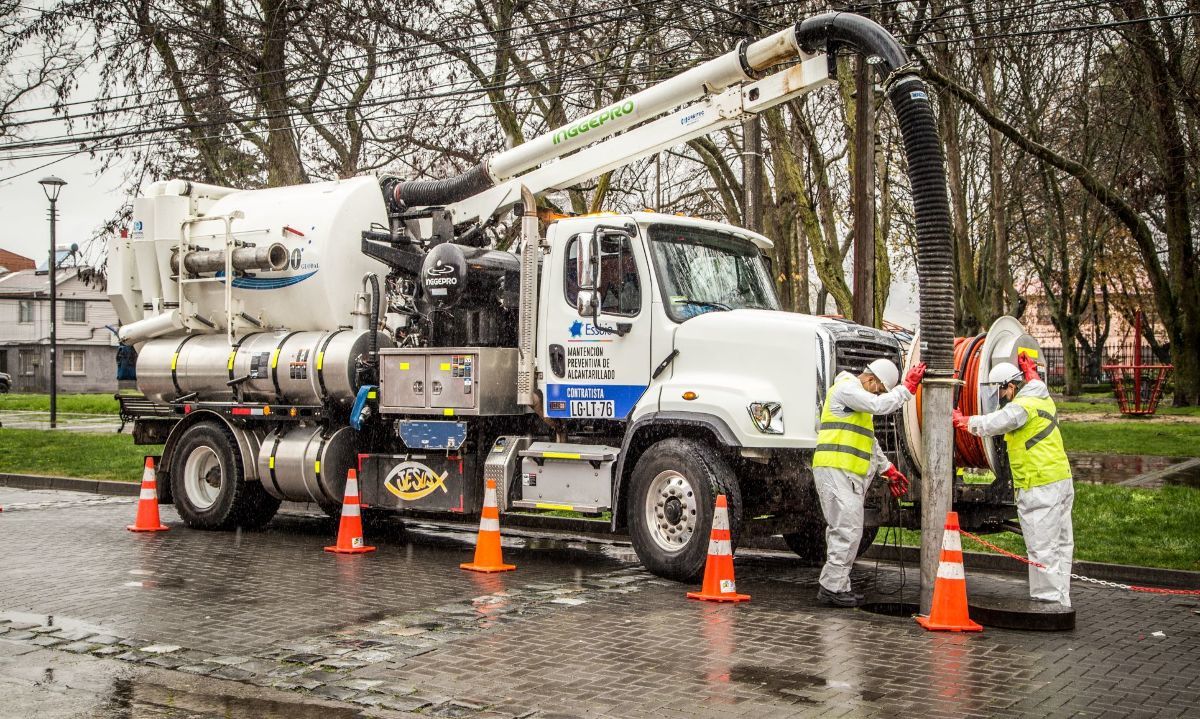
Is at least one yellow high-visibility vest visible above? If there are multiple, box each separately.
[813,378,875,476]
[1006,395,1072,490]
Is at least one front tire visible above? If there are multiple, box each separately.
[170,421,280,530]
[627,437,741,582]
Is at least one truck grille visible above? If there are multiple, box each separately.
[833,337,906,460]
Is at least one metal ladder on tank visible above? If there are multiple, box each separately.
[176,210,244,346]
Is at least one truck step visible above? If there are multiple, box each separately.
[518,442,617,513]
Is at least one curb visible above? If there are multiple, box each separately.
[0,473,140,496]
[4,471,1197,589]
[862,544,1200,590]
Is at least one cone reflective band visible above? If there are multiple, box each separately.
[916,511,982,632]
[325,469,376,554]
[687,495,749,603]
[127,457,169,532]
[461,478,516,573]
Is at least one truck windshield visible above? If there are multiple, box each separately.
[648,224,780,322]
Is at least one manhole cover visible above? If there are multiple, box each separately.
[860,602,918,617]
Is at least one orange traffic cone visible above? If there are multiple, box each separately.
[324,469,376,554]
[687,495,749,603]
[916,511,982,632]
[127,457,169,532]
[461,479,515,573]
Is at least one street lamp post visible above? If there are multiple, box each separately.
[39,176,66,429]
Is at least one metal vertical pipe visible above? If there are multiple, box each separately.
[920,379,955,613]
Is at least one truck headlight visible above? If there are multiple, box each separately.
[747,401,783,434]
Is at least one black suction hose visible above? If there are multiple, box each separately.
[387,162,494,209]
[795,12,956,373]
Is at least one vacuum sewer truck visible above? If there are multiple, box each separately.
[108,13,1035,581]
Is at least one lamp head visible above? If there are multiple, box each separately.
[38,175,67,202]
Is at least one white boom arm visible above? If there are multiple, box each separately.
[443,29,830,225]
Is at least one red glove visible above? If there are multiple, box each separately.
[882,464,909,498]
[903,362,927,393]
[1017,352,1039,382]
[952,408,970,431]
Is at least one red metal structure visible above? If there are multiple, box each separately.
[1103,311,1173,416]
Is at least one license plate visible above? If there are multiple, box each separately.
[570,400,615,418]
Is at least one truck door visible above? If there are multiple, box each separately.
[543,227,652,420]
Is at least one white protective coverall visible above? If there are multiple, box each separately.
[967,378,1075,606]
[815,371,912,593]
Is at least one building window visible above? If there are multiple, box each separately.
[18,300,34,323]
[62,349,86,376]
[19,349,38,376]
[64,300,86,323]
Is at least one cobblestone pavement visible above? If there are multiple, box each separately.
[1,486,1198,718]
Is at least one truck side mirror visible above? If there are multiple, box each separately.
[575,228,603,319]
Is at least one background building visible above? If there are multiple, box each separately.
[0,246,118,393]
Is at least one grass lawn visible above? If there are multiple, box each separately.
[0,393,120,415]
[0,429,160,482]
[1059,421,1200,457]
[896,482,1200,571]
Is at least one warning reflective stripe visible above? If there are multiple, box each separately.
[345,478,359,495]
[479,518,500,532]
[1025,410,1060,450]
[814,443,872,461]
[341,503,360,517]
[139,489,157,500]
[708,539,732,555]
[942,531,962,552]
[712,509,729,531]
[484,487,497,506]
[818,421,875,438]
[937,562,965,580]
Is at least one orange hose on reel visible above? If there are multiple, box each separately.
[913,333,990,469]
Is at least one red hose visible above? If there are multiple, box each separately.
[914,333,990,469]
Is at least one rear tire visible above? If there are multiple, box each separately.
[170,421,280,530]
[627,437,741,583]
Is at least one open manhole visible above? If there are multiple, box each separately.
[860,602,918,617]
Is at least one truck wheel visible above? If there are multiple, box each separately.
[783,523,878,564]
[170,421,280,530]
[627,437,741,583]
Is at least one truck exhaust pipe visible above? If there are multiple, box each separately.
[169,242,290,275]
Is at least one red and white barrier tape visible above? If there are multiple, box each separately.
[959,529,1200,596]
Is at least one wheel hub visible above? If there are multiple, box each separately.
[663,497,683,524]
[183,446,223,510]
[644,470,699,552]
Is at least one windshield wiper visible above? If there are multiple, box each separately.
[673,298,731,311]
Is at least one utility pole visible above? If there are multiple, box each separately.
[851,4,876,327]
[38,176,67,430]
[740,0,763,233]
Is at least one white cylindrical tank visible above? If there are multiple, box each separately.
[175,175,389,332]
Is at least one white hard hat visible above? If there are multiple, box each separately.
[987,362,1022,386]
[866,358,900,391]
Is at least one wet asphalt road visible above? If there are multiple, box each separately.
[1,485,1198,718]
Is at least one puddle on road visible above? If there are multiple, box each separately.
[1069,453,1200,488]
[93,677,373,718]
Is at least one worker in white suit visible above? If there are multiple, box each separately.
[954,353,1074,607]
[813,358,925,608]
